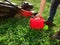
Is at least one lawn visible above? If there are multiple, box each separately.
[0,0,60,45]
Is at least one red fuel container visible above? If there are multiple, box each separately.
[30,16,44,29]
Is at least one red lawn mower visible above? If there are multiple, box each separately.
[0,0,37,19]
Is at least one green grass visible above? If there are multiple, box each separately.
[0,0,60,45]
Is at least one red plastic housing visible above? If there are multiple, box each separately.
[30,17,44,29]
[20,9,33,17]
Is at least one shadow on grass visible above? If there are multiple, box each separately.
[0,18,19,35]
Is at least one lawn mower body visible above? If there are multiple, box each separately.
[0,0,35,19]
[0,1,19,19]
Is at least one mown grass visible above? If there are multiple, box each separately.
[0,0,60,45]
